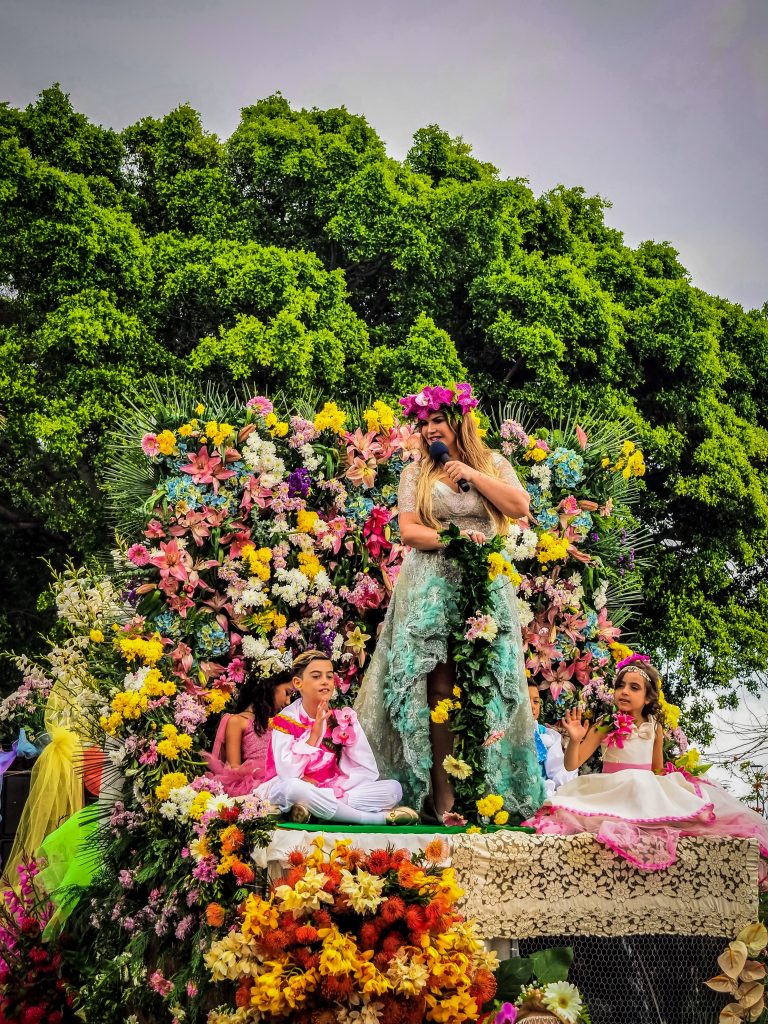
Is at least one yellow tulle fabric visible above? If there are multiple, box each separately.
[2,677,91,886]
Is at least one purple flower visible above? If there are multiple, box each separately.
[118,869,134,889]
[287,466,312,498]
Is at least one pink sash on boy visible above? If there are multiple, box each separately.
[265,712,339,786]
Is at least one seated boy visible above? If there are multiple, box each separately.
[261,650,418,825]
[529,684,577,797]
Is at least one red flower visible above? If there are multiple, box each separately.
[359,921,380,949]
[380,896,406,924]
[366,850,391,876]
[321,975,353,1001]
[313,909,332,929]
[236,982,251,1008]
[382,931,407,954]
[295,925,319,944]
[288,850,306,867]
[405,905,427,935]
[219,806,241,823]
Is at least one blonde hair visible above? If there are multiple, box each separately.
[415,412,508,537]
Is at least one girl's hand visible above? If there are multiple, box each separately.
[308,700,330,746]
[444,459,479,485]
[561,708,589,743]
[460,529,487,545]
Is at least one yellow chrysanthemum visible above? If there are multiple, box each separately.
[487,551,521,584]
[156,430,177,455]
[296,509,319,533]
[89,628,104,643]
[494,810,510,825]
[536,533,570,567]
[313,401,347,435]
[298,551,322,580]
[155,772,188,801]
[609,642,633,662]
[204,688,231,714]
[476,793,504,818]
[364,400,396,433]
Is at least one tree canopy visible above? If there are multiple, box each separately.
[2,85,767,732]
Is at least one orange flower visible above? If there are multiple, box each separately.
[220,825,245,854]
[397,861,426,889]
[231,859,255,884]
[205,902,225,927]
[471,967,498,1004]
[235,981,251,1008]
[288,849,306,867]
[424,837,450,864]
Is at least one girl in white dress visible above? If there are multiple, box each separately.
[527,657,768,872]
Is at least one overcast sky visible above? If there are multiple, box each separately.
[1,0,766,309]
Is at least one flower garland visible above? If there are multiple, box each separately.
[435,525,516,827]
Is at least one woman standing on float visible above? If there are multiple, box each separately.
[355,384,545,822]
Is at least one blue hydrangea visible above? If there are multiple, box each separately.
[586,641,608,660]
[196,621,230,658]
[152,610,181,637]
[572,511,593,534]
[584,611,598,639]
[547,447,585,489]
[537,507,560,531]
[164,476,204,509]
[344,495,375,525]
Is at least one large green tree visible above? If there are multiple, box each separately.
[1,86,767,735]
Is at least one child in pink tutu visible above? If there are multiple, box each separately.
[526,655,768,872]
[202,670,296,796]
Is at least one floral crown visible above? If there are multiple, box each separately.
[615,652,653,684]
[398,383,478,422]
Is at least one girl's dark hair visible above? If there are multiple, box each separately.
[235,669,295,735]
[614,662,662,720]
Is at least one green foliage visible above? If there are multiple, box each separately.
[1,84,767,729]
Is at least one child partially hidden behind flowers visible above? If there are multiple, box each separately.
[526,655,768,873]
[260,650,419,826]
[202,669,296,796]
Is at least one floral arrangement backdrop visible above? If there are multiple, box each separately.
[0,385,688,1023]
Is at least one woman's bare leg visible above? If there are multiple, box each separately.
[427,660,455,817]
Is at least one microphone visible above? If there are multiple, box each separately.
[429,441,470,493]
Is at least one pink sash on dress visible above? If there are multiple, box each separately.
[266,713,339,786]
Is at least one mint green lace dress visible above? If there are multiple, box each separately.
[355,453,546,818]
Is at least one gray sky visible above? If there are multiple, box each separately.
[2,0,767,310]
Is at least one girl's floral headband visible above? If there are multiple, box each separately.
[615,652,653,684]
[398,382,478,422]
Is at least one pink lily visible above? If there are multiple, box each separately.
[179,446,235,493]
[595,607,622,645]
[541,660,576,700]
[346,455,378,489]
[575,424,588,450]
[344,428,383,462]
[240,475,274,513]
[150,539,192,583]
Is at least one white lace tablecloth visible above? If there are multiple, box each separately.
[451,832,760,938]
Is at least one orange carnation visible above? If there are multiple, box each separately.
[205,902,225,927]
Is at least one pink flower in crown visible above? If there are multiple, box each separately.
[246,396,274,415]
[142,433,160,458]
[127,543,151,566]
